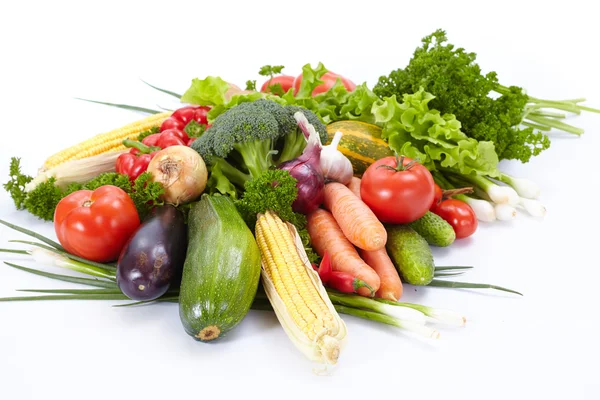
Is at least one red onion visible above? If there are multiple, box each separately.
[277,112,325,214]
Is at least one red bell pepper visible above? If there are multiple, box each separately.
[116,140,161,181]
[160,105,211,133]
[157,129,187,148]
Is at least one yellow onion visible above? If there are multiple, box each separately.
[147,145,207,206]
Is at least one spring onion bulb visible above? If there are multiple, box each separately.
[455,194,496,222]
[499,173,541,199]
[494,203,517,221]
[519,197,546,217]
[29,247,115,279]
[458,174,519,205]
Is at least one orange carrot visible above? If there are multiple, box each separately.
[347,176,362,198]
[307,209,380,296]
[359,248,403,301]
[323,182,387,251]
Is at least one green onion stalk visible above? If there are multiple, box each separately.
[0,219,523,339]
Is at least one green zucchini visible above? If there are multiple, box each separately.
[179,194,261,342]
[385,225,435,286]
[408,211,456,247]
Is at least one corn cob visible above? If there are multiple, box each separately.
[42,111,171,170]
[255,211,347,368]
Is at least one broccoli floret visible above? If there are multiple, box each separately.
[191,99,328,197]
[192,104,280,180]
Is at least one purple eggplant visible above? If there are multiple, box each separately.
[116,205,187,301]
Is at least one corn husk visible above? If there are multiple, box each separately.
[259,217,348,369]
[25,150,127,192]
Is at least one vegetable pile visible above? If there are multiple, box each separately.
[2,29,596,372]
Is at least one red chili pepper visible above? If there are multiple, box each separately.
[327,271,375,297]
[116,140,161,181]
[318,251,332,284]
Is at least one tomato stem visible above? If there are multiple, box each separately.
[376,153,419,172]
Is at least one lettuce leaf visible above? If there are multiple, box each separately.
[180,76,230,106]
[372,88,500,177]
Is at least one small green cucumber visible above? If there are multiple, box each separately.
[408,211,456,247]
[385,225,435,286]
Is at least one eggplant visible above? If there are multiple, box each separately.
[116,205,187,301]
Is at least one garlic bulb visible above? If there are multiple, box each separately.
[320,131,353,185]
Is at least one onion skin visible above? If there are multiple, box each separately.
[278,149,324,215]
[147,145,208,206]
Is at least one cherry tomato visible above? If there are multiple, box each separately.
[293,71,356,96]
[433,199,478,239]
[360,156,435,224]
[260,75,295,95]
[160,117,186,132]
[54,186,140,262]
[430,183,443,210]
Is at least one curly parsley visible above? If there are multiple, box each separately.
[4,158,164,222]
[373,29,551,163]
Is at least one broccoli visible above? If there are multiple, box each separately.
[191,99,327,195]
[235,169,319,264]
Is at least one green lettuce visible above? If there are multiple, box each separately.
[372,88,500,177]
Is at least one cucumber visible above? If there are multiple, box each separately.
[408,211,456,247]
[385,225,435,286]
[179,194,261,342]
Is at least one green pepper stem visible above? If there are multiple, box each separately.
[122,139,161,154]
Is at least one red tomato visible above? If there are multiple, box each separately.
[160,117,186,132]
[260,75,295,95]
[360,156,435,224]
[430,183,443,210]
[433,199,478,239]
[54,186,140,262]
[293,71,356,96]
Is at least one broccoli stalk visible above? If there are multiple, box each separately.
[233,138,276,180]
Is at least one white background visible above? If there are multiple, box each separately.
[1,1,599,399]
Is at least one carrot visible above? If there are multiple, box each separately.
[307,209,380,296]
[323,182,387,251]
[347,176,362,198]
[359,248,403,301]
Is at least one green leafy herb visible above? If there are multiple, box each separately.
[3,158,33,210]
[373,29,599,163]
[4,158,164,222]
[129,172,165,220]
[235,169,318,263]
[258,65,285,77]
[183,120,206,138]
[245,80,257,91]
